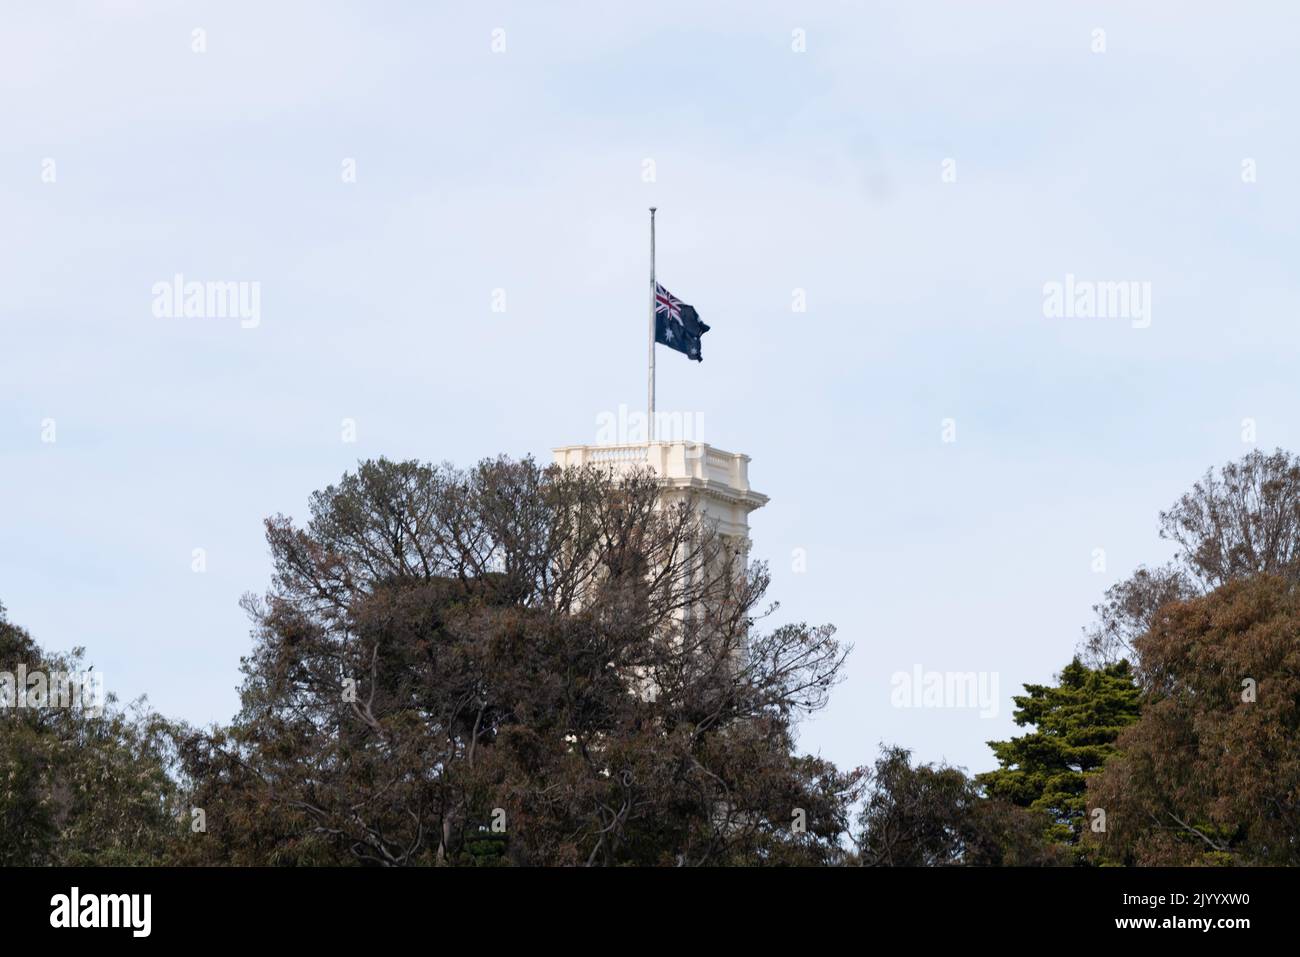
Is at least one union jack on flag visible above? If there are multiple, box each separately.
[654,282,709,362]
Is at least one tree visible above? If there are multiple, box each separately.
[1087,575,1300,865]
[1163,448,1300,587]
[0,601,181,865]
[1083,565,1192,667]
[855,746,1059,866]
[174,456,860,866]
[977,659,1140,857]
[1084,449,1300,665]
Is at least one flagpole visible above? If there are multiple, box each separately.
[647,206,657,444]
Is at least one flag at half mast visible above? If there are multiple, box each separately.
[654,282,710,362]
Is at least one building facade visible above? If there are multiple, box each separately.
[551,440,768,559]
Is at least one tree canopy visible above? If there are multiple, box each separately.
[1085,448,1300,664]
[7,447,1300,866]
[0,602,180,865]
[171,456,859,865]
[856,746,1060,866]
[1087,575,1300,865]
[978,659,1140,857]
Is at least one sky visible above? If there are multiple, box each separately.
[3,1,1299,777]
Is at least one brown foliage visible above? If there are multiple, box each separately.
[173,457,858,866]
[1086,575,1300,865]
[1084,449,1300,665]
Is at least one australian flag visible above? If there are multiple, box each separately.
[655,283,709,362]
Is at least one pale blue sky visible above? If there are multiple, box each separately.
[3,1,1298,775]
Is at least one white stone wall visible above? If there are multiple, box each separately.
[551,441,768,544]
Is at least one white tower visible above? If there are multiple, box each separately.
[551,440,768,558]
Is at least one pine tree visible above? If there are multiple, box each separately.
[977,658,1140,855]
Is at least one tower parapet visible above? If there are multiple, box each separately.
[552,440,768,545]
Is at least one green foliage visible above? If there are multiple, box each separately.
[459,829,509,866]
[978,658,1140,854]
[856,746,1061,866]
[0,602,183,866]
